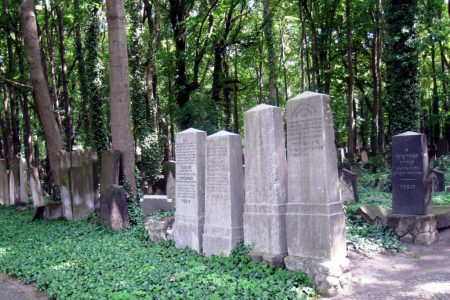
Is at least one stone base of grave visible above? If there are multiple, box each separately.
[173,215,204,253]
[144,216,174,242]
[250,252,286,268]
[285,256,351,297]
[387,214,438,245]
[203,226,243,256]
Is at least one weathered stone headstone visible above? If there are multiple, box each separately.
[357,205,391,225]
[32,202,63,221]
[360,149,369,164]
[0,159,9,205]
[436,140,448,157]
[10,157,20,204]
[100,185,129,231]
[173,128,207,253]
[392,132,431,215]
[284,92,348,296]
[162,161,176,205]
[59,151,73,219]
[82,149,98,212]
[140,195,174,217]
[29,166,44,207]
[71,150,90,220]
[100,150,121,193]
[19,158,28,203]
[243,104,287,265]
[203,131,245,256]
[339,168,358,204]
[430,169,445,193]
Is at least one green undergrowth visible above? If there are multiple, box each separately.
[0,207,314,299]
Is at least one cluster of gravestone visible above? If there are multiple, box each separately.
[0,157,34,207]
[167,92,349,296]
[30,149,129,230]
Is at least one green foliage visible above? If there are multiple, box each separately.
[345,211,404,255]
[140,133,164,183]
[151,210,175,221]
[0,207,314,299]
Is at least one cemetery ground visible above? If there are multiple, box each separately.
[1,158,450,299]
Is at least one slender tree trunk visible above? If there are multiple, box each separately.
[300,0,319,91]
[74,0,91,146]
[43,3,59,115]
[299,2,306,92]
[346,0,356,157]
[233,48,239,134]
[56,4,72,151]
[106,0,137,193]
[279,24,289,104]
[371,0,382,155]
[262,0,278,105]
[431,43,439,144]
[20,0,63,184]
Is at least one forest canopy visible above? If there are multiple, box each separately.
[0,0,449,192]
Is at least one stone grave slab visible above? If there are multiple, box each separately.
[100,185,129,231]
[203,131,244,256]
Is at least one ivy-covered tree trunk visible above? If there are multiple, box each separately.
[85,2,107,151]
[262,0,278,105]
[106,0,137,193]
[385,0,420,136]
[346,0,356,158]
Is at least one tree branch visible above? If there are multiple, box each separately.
[0,75,32,89]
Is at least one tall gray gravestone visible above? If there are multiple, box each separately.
[19,158,28,203]
[59,151,73,219]
[285,92,348,297]
[101,150,121,193]
[173,128,206,253]
[243,104,287,265]
[0,159,9,205]
[162,161,176,206]
[203,131,245,256]
[82,149,98,213]
[10,157,20,204]
[392,132,431,215]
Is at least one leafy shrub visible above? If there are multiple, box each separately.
[140,133,164,184]
[0,207,314,299]
[151,210,175,221]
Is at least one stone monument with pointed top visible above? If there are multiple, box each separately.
[243,104,287,266]
[173,128,207,253]
[284,92,348,297]
[203,131,245,256]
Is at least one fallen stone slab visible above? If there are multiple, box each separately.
[434,205,450,230]
[32,202,63,221]
[357,205,391,225]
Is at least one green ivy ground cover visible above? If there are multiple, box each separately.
[0,207,314,300]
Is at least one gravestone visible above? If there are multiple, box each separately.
[243,104,287,265]
[71,150,90,220]
[100,185,129,231]
[430,169,445,193]
[284,92,348,296]
[360,149,369,164]
[59,151,73,219]
[162,161,176,205]
[140,195,174,217]
[203,131,245,256]
[172,128,207,253]
[19,158,28,204]
[436,140,449,157]
[0,159,8,205]
[339,168,358,204]
[392,132,431,215]
[82,149,98,213]
[29,166,44,207]
[10,157,20,204]
[101,150,121,194]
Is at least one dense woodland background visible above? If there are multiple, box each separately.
[0,0,449,194]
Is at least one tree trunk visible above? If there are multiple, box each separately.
[74,0,91,146]
[20,0,63,184]
[56,4,72,151]
[346,0,356,158]
[371,0,382,155]
[431,43,439,144]
[262,0,278,105]
[106,0,137,193]
[233,48,239,134]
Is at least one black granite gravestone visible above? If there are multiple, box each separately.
[430,169,445,193]
[392,131,432,215]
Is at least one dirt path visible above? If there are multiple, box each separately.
[327,228,450,300]
[0,274,47,300]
